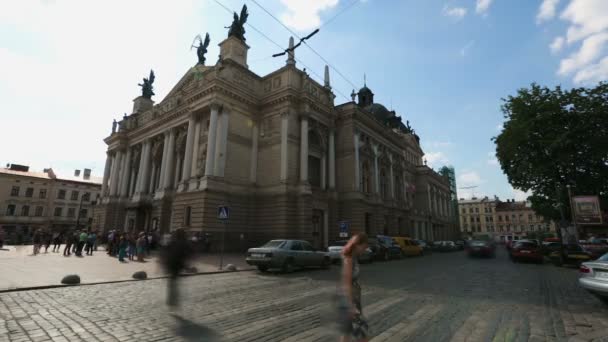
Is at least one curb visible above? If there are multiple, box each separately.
[0,267,256,294]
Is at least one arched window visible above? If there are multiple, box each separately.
[361,161,371,193]
[380,169,387,199]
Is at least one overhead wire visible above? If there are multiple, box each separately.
[212,0,351,102]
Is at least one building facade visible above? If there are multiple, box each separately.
[458,197,556,238]
[92,14,456,250]
[0,164,101,244]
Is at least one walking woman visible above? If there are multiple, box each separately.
[118,235,128,262]
[338,233,369,342]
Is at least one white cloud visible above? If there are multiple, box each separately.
[424,151,450,168]
[487,152,499,166]
[496,123,503,131]
[510,186,532,201]
[460,40,475,56]
[550,0,608,84]
[280,0,339,31]
[537,0,560,24]
[458,170,484,186]
[442,5,467,21]
[475,0,493,15]
[550,36,565,53]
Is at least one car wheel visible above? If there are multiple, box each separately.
[281,258,295,273]
[257,265,268,273]
[321,257,331,269]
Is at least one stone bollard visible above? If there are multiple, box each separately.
[225,264,237,271]
[61,274,80,285]
[132,271,147,280]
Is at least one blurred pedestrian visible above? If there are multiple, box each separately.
[338,233,370,342]
[128,234,136,261]
[63,231,73,256]
[136,232,146,262]
[72,230,79,254]
[43,230,52,253]
[32,230,42,255]
[107,230,115,256]
[86,231,96,256]
[52,231,62,252]
[118,235,127,262]
[161,229,194,311]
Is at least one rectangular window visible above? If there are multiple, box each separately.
[475,208,479,213]
[528,214,533,221]
[498,215,502,222]
[83,192,91,202]
[469,208,473,213]
[10,186,19,196]
[308,156,321,187]
[21,205,29,216]
[67,208,76,218]
[25,188,34,198]
[71,191,79,201]
[462,208,466,214]
[80,209,88,217]
[505,215,509,222]
[476,217,480,223]
[6,204,16,216]
[184,206,192,226]
[57,190,66,200]
[54,207,63,217]
[39,189,47,199]
[35,206,44,216]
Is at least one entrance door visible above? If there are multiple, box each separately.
[312,210,323,249]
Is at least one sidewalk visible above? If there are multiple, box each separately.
[0,245,253,291]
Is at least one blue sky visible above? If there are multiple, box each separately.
[1,0,606,200]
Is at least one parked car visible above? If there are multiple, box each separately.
[550,244,592,267]
[246,239,331,273]
[467,240,496,258]
[434,241,459,252]
[415,240,433,254]
[392,236,423,257]
[579,242,608,260]
[506,239,520,251]
[579,253,608,303]
[369,236,402,261]
[542,241,562,256]
[510,240,543,263]
[327,240,373,264]
[455,240,466,250]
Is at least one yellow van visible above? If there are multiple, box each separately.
[392,236,423,257]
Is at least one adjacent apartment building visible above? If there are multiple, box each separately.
[458,196,556,239]
[0,164,101,244]
[92,9,458,251]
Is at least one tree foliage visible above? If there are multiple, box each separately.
[494,82,608,221]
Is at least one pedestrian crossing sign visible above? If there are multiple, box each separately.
[218,206,230,220]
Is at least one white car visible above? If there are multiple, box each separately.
[328,240,349,263]
[579,253,608,303]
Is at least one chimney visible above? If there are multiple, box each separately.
[74,169,81,177]
[83,168,91,180]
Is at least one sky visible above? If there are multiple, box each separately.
[1,0,606,201]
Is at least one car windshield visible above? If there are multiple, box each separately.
[261,240,286,248]
[566,244,583,252]
[331,241,348,246]
[515,242,537,249]
[470,241,487,247]
[597,253,608,262]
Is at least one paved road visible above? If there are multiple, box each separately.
[1,248,608,342]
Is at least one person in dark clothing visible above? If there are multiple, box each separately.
[161,229,194,310]
[32,230,42,255]
[72,231,80,254]
[43,231,52,253]
[52,232,62,252]
[63,231,73,256]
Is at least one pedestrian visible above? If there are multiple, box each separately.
[107,230,114,256]
[112,232,119,256]
[128,234,136,261]
[118,235,128,262]
[86,231,96,256]
[338,233,370,342]
[136,232,146,262]
[160,229,194,311]
[145,233,152,256]
[32,230,42,255]
[43,230,52,253]
[72,230,79,254]
[63,231,73,256]
[77,230,88,256]
[52,231,62,252]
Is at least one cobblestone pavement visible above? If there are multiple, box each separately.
[1,248,608,342]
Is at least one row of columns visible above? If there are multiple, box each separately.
[101,103,231,199]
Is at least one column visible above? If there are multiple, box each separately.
[158,133,170,191]
[373,145,379,194]
[163,129,176,189]
[101,153,112,196]
[328,129,335,189]
[250,121,259,183]
[149,163,157,192]
[190,118,201,179]
[280,112,289,181]
[389,157,395,199]
[107,153,117,196]
[129,167,136,196]
[109,151,123,196]
[299,115,309,182]
[119,148,132,197]
[205,104,220,176]
[403,171,408,204]
[321,155,326,189]
[138,141,152,194]
[214,106,230,177]
[181,115,196,183]
[353,131,360,191]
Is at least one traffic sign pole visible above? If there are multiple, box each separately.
[218,206,230,270]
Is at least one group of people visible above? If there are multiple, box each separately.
[31,229,97,257]
[106,230,151,263]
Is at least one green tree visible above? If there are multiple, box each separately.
[494,83,608,222]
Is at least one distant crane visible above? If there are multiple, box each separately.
[459,185,479,199]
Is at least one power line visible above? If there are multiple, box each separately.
[247,0,359,90]
[319,0,361,30]
[211,0,351,102]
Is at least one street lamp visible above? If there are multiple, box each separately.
[75,194,86,231]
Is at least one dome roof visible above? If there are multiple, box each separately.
[365,103,391,121]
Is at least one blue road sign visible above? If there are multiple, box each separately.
[218,206,230,220]
[339,221,350,237]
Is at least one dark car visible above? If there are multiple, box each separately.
[415,240,433,255]
[550,244,592,267]
[580,242,608,260]
[455,240,466,250]
[369,236,402,261]
[510,240,543,263]
[542,241,562,256]
[246,240,331,273]
[466,240,496,258]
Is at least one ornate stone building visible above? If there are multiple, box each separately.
[92,12,456,250]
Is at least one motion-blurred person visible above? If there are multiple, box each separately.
[161,228,194,311]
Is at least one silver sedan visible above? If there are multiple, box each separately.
[246,239,331,273]
[579,253,608,303]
